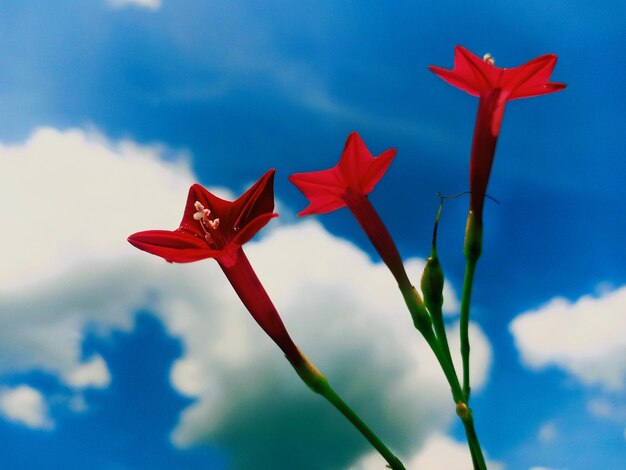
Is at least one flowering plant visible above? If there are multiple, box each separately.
[129,46,564,469]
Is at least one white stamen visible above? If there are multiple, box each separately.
[483,53,495,66]
[193,201,212,222]
[192,200,222,246]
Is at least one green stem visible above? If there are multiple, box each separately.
[461,411,487,470]
[291,354,406,470]
[408,288,486,469]
[320,382,406,470]
[460,212,483,401]
[460,258,477,400]
[400,285,464,403]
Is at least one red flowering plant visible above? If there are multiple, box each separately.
[129,46,564,470]
[128,170,406,470]
[290,132,474,461]
[430,46,566,417]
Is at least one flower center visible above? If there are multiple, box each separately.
[193,201,225,249]
[483,53,495,66]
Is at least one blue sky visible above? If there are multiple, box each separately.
[0,1,625,469]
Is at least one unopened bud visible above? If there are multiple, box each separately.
[421,253,444,314]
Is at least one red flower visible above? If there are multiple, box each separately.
[128,170,278,263]
[289,132,410,289]
[128,170,301,362]
[289,132,396,216]
[429,46,566,221]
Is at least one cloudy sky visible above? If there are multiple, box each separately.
[1,1,625,469]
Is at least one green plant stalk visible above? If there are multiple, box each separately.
[404,285,487,468]
[461,212,483,401]
[460,408,487,470]
[401,285,464,403]
[291,354,406,470]
[345,196,485,467]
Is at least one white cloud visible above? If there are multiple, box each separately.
[0,127,194,385]
[510,286,626,390]
[66,355,111,389]
[0,126,194,288]
[0,127,492,468]
[0,385,53,429]
[537,421,558,444]
[107,0,161,11]
[350,434,503,470]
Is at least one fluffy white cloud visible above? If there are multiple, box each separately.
[0,128,491,469]
[350,434,503,470]
[107,0,161,10]
[0,385,52,429]
[510,286,626,390]
[66,355,111,389]
[0,127,194,385]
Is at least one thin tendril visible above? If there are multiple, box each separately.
[435,191,501,204]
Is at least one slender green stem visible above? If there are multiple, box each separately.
[462,412,487,470]
[400,285,464,403]
[461,212,483,401]
[410,291,486,468]
[291,354,405,470]
[460,258,477,400]
[319,381,406,470]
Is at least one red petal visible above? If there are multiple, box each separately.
[231,169,276,232]
[454,46,499,92]
[233,213,278,245]
[430,46,504,96]
[361,148,396,195]
[505,54,565,99]
[428,65,481,97]
[510,82,567,100]
[338,132,372,190]
[128,230,221,263]
[289,168,347,216]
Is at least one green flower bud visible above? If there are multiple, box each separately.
[421,251,444,314]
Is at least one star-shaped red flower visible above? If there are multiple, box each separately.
[128,169,278,263]
[128,169,305,361]
[288,132,396,216]
[290,132,415,290]
[429,45,566,101]
[429,46,566,221]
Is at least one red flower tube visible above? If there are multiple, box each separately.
[429,45,566,222]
